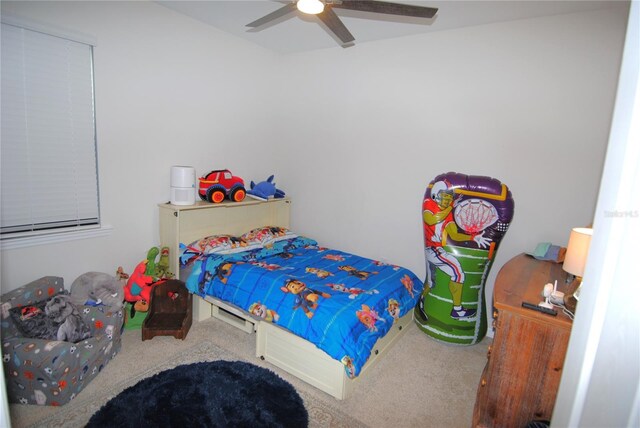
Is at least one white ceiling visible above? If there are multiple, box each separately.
[156,1,624,54]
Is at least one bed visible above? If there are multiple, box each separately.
[158,198,422,399]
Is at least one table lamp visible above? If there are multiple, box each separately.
[562,227,593,313]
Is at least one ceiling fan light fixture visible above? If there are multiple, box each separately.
[297,0,324,15]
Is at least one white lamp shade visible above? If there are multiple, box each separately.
[297,0,324,14]
[563,227,593,277]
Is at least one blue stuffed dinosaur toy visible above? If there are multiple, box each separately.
[246,175,285,201]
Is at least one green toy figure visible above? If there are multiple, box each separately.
[143,246,174,280]
[156,247,173,279]
[145,247,159,277]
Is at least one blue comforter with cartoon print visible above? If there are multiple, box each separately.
[184,236,423,378]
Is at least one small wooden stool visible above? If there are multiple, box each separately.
[142,280,192,340]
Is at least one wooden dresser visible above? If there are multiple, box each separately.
[472,253,574,428]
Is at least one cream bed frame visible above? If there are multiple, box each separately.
[158,198,411,399]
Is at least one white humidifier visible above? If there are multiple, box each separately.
[170,166,196,206]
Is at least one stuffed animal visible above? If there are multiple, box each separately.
[156,247,173,279]
[144,246,174,280]
[44,294,92,343]
[124,260,155,312]
[116,266,129,280]
[246,175,285,201]
[145,247,160,276]
[70,272,125,311]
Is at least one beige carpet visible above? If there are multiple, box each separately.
[9,316,489,428]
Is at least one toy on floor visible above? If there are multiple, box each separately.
[44,294,92,342]
[124,260,155,314]
[414,172,514,345]
[142,246,174,280]
[124,246,174,320]
[116,266,129,280]
[145,247,159,276]
[70,272,125,311]
[246,175,286,201]
[156,247,172,279]
[142,280,193,341]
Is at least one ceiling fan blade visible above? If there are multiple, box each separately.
[332,1,438,19]
[246,3,297,28]
[317,6,355,45]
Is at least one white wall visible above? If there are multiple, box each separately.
[276,6,628,314]
[0,0,628,340]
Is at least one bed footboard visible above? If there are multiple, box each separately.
[256,319,347,399]
[190,283,413,400]
[256,311,413,400]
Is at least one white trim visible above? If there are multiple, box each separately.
[0,225,114,251]
[0,14,97,46]
[553,2,639,427]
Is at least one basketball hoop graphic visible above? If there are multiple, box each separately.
[454,199,499,235]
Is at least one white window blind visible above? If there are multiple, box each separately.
[1,22,100,238]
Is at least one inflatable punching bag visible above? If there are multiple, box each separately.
[414,172,514,345]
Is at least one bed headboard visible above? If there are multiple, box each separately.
[158,198,291,279]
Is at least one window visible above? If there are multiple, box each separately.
[1,20,103,247]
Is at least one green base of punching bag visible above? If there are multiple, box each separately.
[414,172,514,345]
[414,249,492,345]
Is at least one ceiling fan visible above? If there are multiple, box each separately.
[246,0,438,47]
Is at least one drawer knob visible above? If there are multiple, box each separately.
[493,310,499,319]
[481,379,487,387]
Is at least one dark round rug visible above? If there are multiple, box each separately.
[87,360,308,428]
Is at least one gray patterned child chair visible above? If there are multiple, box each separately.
[1,276,124,405]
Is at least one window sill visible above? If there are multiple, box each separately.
[0,225,114,251]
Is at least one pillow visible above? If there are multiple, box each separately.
[9,299,60,341]
[241,226,298,248]
[251,236,319,260]
[180,234,263,265]
[188,234,263,254]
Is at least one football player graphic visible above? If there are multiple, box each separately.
[422,180,490,320]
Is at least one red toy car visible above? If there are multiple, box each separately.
[198,169,246,203]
